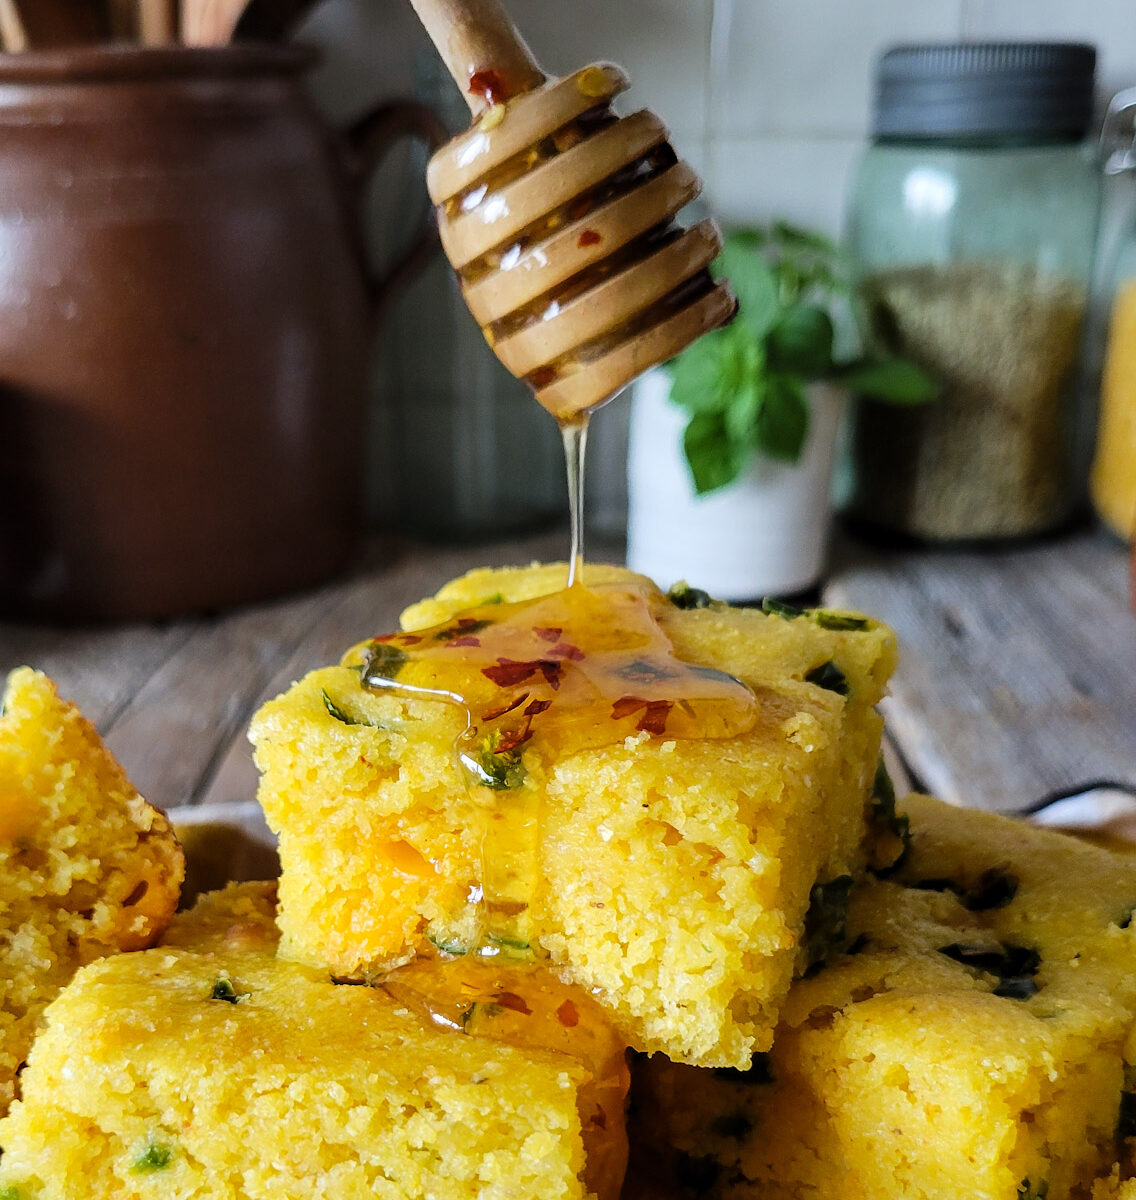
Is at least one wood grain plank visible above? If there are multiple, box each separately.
[197,531,568,809]
[825,531,1136,813]
[0,620,194,733]
[2,533,577,812]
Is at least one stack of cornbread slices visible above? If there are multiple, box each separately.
[0,565,1134,1200]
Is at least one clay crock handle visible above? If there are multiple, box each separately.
[343,101,450,320]
[406,0,546,115]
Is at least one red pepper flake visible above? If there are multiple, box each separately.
[481,693,530,722]
[457,618,484,629]
[398,635,423,646]
[482,657,564,691]
[370,633,400,644]
[537,660,563,690]
[483,658,538,687]
[638,701,672,735]
[549,642,585,662]
[444,636,481,648]
[533,626,562,642]
[577,228,602,248]
[556,999,579,1027]
[495,723,534,754]
[524,698,552,717]
[612,695,646,721]
[468,68,507,105]
[495,991,533,1015]
[611,696,673,734]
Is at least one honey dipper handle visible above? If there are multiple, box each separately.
[406,0,546,115]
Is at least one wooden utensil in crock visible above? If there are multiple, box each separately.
[3,0,108,48]
[0,46,446,620]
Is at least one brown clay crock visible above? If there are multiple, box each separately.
[0,45,442,621]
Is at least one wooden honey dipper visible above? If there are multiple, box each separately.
[409,0,737,420]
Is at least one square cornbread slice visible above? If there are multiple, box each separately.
[250,563,896,1068]
[0,668,183,1114]
[630,794,1136,1200]
[0,888,613,1200]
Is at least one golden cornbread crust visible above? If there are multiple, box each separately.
[250,564,896,1068]
[631,795,1136,1200]
[0,938,596,1199]
[0,668,183,1114]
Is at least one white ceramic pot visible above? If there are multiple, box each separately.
[626,369,845,600]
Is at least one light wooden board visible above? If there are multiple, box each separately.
[0,532,566,812]
[6,527,1131,817]
[825,530,1136,813]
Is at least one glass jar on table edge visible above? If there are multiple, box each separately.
[841,41,1102,545]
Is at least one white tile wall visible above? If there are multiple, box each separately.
[708,0,965,139]
[963,0,1136,106]
[706,135,862,237]
[301,0,1136,240]
[506,0,714,140]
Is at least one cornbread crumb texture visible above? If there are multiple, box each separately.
[160,879,280,954]
[249,564,896,1067]
[1093,1170,1136,1200]
[0,940,595,1200]
[631,795,1136,1200]
[0,668,183,1114]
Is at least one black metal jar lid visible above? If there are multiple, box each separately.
[874,42,1096,140]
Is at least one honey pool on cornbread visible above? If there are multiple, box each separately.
[0,881,626,1200]
[250,562,896,1068]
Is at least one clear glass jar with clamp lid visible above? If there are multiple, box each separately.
[843,42,1102,542]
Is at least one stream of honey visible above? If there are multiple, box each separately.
[563,415,587,585]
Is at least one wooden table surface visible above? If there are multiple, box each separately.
[1,526,1132,818]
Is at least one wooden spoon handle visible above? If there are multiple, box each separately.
[138,0,178,44]
[0,0,28,52]
[406,0,545,115]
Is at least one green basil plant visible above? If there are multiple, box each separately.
[668,223,937,494]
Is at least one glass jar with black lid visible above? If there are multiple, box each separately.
[843,43,1101,542]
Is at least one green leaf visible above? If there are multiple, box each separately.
[767,303,834,377]
[761,598,805,620]
[132,1141,174,1173]
[668,582,714,610]
[462,731,526,791]
[669,325,761,416]
[682,411,749,494]
[723,378,764,445]
[427,932,470,956]
[754,376,809,463]
[803,875,853,969]
[210,977,250,1004]
[717,229,766,256]
[362,642,408,684]
[812,610,869,632]
[836,357,938,404]
[771,220,838,254]
[716,238,780,339]
[805,660,850,696]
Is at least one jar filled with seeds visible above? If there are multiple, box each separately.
[844,43,1101,541]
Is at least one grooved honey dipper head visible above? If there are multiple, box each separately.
[427,63,737,420]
